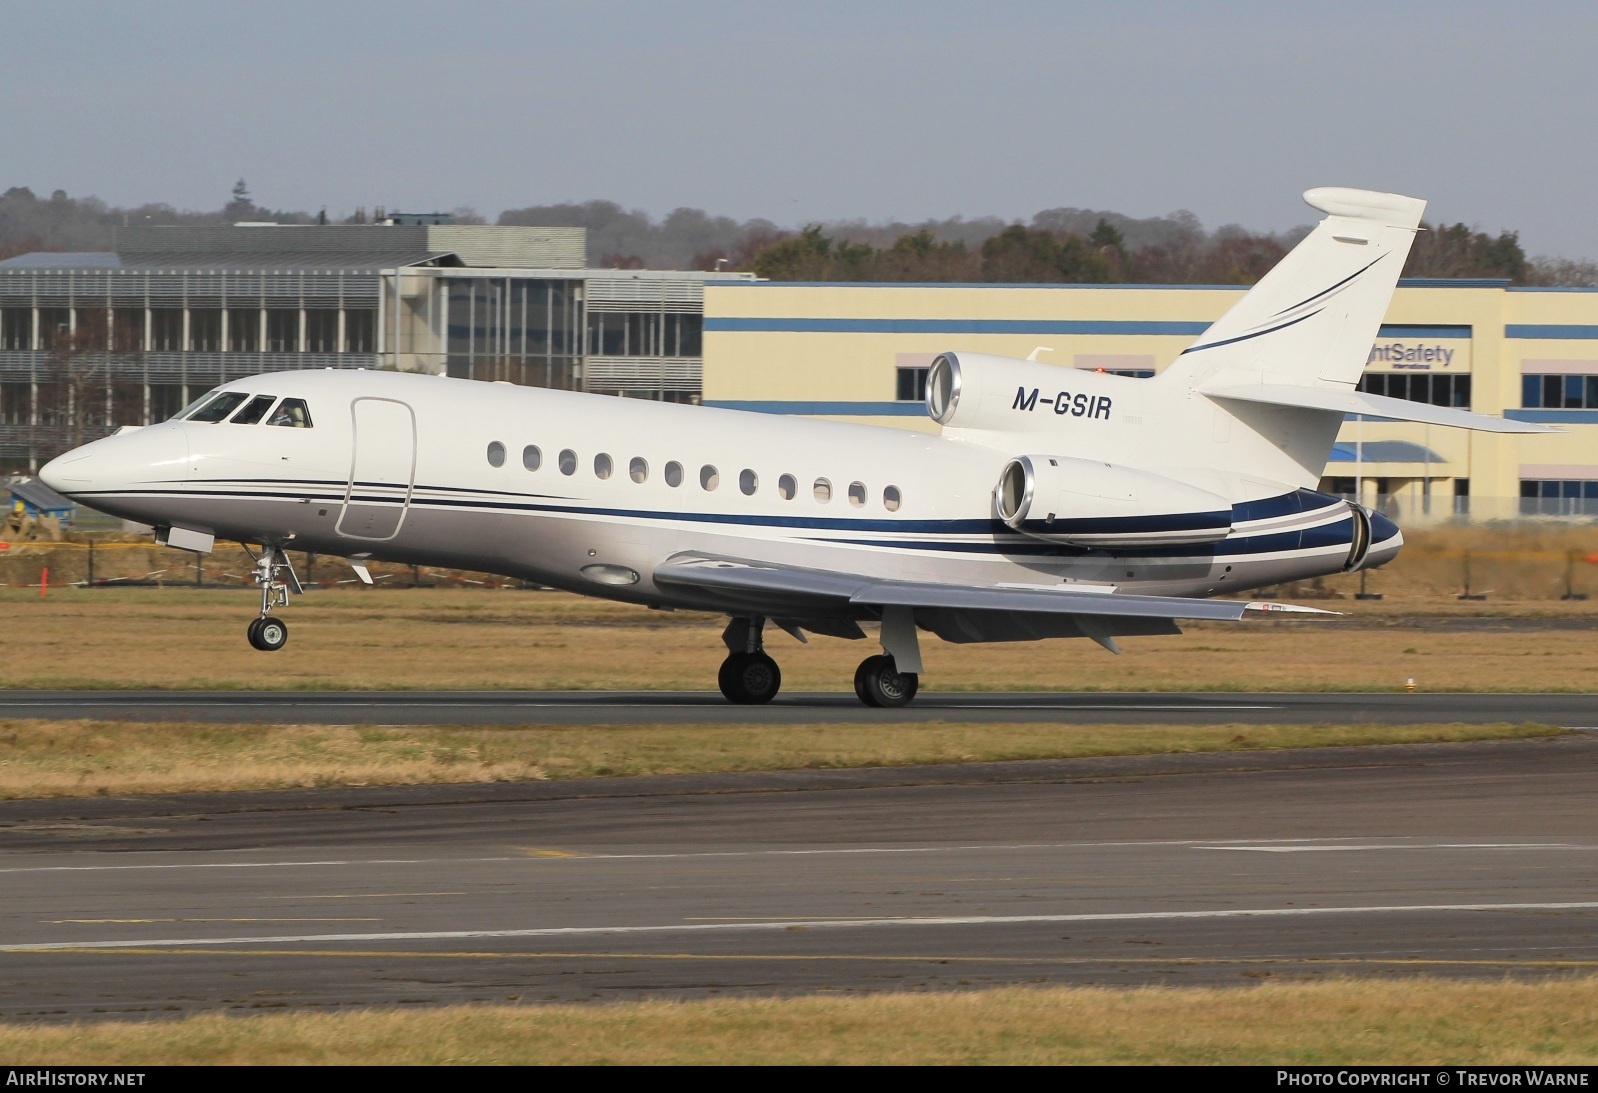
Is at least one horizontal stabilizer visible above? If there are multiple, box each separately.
[1202,383,1554,434]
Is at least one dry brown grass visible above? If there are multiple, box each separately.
[3,584,1598,692]
[0,719,1553,799]
[5,979,1598,1064]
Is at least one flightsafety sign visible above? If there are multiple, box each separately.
[1366,338,1471,371]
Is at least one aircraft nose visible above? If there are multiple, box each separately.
[39,425,190,499]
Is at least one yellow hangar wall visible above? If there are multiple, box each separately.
[701,280,1598,522]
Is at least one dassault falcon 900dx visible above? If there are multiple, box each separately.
[40,188,1549,706]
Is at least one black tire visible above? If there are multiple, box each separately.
[854,654,883,704]
[254,616,289,652]
[856,655,918,708]
[718,651,781,704]
[246,618,265,650]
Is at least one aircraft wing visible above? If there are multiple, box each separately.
[653,554,1329,646]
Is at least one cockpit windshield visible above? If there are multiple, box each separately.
[186,391,250,423]
[171,388,223,421]
[229,394,277,425]
[267,398,313,428]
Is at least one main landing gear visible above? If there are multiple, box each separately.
[718,616,782,704]
[716,608,923,707]
[244,544,301,651]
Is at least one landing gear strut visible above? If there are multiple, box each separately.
[244,544,300,651]
[719,616,781,704]
[854,654,918,708]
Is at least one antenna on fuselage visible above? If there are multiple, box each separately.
[1026,346,1054,361]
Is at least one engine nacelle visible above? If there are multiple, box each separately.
[926,351,1128,431]
[995,454,1234,548]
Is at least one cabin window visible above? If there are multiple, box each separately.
[595,453,613,480]
[700,465,720,491]
[559,449,577,475]
[229,395,276,425]
[739,469,758,496]
[523,445,542,471]
[883,485,902,512]
[848,481,867,507]
[813,478,832,503]
[266,398,313,428]
[778,474,797,500]
[188,391,250,423]
[630,457,648,484]
[487,441,506,468]
[664,461,684,487]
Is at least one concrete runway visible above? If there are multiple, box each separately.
[5,733,1598,1021]
[1,688,1596,725]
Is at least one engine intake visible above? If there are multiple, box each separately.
[995,455,1234,548]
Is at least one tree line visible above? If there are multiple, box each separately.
[3,181,1592,287]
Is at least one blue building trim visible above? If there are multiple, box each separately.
[1505,409,1598,423]
[1376,324,1472,339]
[704,318,1210,335]
[1505,325,1598,340]
[702,400,929,416]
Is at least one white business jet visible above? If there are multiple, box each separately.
[40,188,1547,706]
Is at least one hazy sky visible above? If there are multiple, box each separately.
[7,0,1597,258]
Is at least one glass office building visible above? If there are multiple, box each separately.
[0,223,752,469]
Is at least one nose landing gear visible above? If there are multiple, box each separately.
[245,544,301,651]
[718,616,782,704]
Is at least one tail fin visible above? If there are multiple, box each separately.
[1162,188,1425,391]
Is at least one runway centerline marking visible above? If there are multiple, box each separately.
[8,900,1598,953]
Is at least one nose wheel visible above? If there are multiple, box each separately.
[247,616,289,651]
[245,543,301,651]
[854,654,918,707]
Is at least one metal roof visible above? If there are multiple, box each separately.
[0,252,121,269]
[6,476,74,513]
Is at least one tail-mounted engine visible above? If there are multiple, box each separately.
[995,454,1234,548]
[927,351,1130,432]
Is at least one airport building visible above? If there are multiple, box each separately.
[5,218,1597,525]
[0,221,754,469]
[700,279,1598,523]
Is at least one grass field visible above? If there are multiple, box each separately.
[0,718,1555,799]
[6,979,1598,1064]
[3,583,1598,692]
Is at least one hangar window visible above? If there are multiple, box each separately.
[848,481,867,507]
[896,367,930,402]
[664,461,684,487]
[630,457,648,484]
[1358,373,1472,408]
[883,485,902,512]
[739,469,758,496]
[559,448,577,475]
[778,474,797,500]
[487,441,506,468]
[266,399,313,428]
[187,391,250,423]
[523,445,542,471]
[1521,374,1598,409]
[700,464,720,491]
[813,478,832,503]
[229,395,276,425]
[1520,479,1598,516]
[595,453,613,480]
